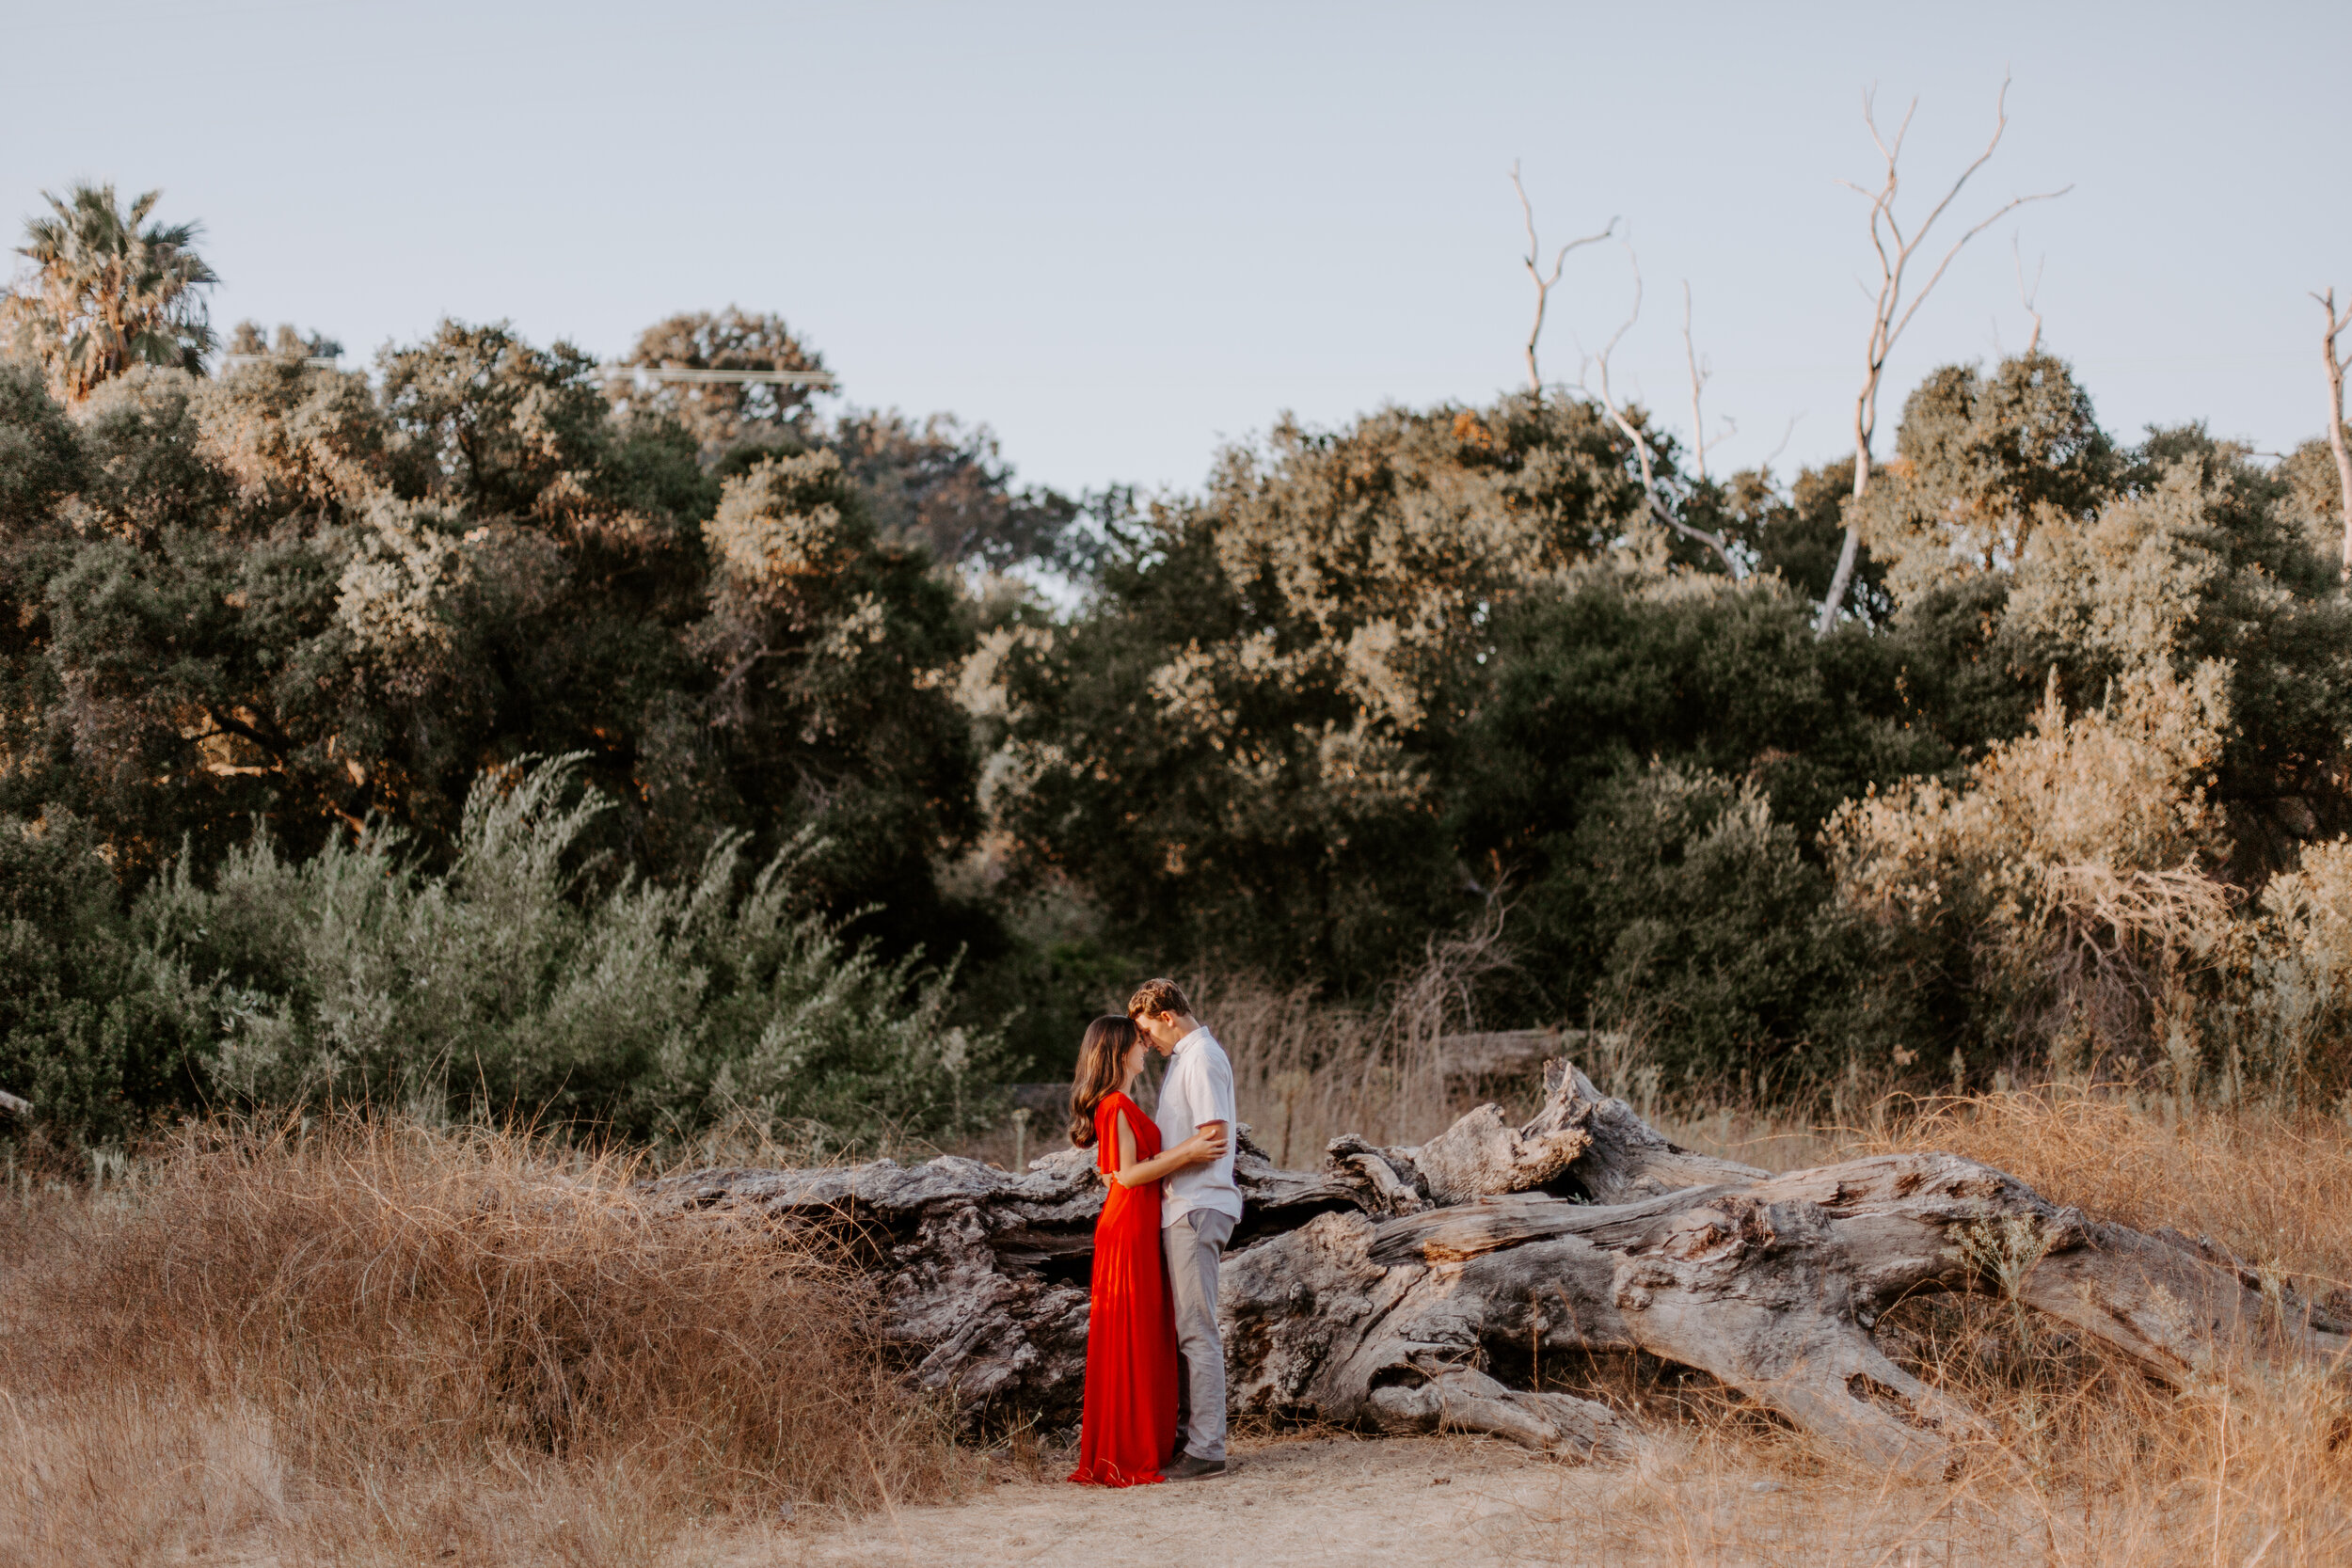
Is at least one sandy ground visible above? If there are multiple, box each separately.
[732,1433,1592,1568]
[695,1430,2083,1568]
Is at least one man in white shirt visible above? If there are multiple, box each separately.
[1127,977,1239,1481]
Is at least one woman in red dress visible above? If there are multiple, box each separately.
[1065,1015,1227,1487]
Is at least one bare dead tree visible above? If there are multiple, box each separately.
[2014,235,2046,356]
[1582,244,1740,577]
[2314,287,2352,583]
[1680,281,1737,483]
[1511,162,1616,395]
[1812,75,2072,636]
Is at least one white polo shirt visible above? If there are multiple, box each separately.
[1153,1025,1242,1228]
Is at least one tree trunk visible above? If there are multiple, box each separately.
[2322,298,2352,582]
[642,1060,2347,1476]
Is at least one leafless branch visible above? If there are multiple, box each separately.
[1814,73,2072,636]
[1512,162,1616,395]
[1764,413,1804,468]
[1680,281,1737,483]
[2313,287,2352,583]
[2013,235,2046,356]
[1581,242,1740,578]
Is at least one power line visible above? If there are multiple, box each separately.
[599,365,836,389]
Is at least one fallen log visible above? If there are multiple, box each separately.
[641,1060,2347,1476]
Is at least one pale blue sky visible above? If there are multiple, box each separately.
[3,1,2345,498]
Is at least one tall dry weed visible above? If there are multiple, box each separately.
[0,1117,956,1567]
[1508,1086,2352,1565]
[1201,901,1516,1165]
[1878,1085,2352,1285]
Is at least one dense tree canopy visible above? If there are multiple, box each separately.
[7,190,2352,1144]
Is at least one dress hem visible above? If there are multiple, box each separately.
[1066,1464,1168,1488]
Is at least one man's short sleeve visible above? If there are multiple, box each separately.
[1206,1046,1236,1126]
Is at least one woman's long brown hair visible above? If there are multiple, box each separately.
[1068,1015,1139,1148]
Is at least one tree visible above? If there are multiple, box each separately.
[222,320,342,362]
[0,357,83,530]
[0,183,217,404]
[1507,164,1613,394]
[691,446,980,942]
[1579,242,1740,575]
[0,321,986,966]
[1857,351,2118,603]
[989,394,1649,988]
[1445,572,1944,1078]
[379,320,614,519]
[1814,80,2069,635]
[828,408,1085,573]
[2312,288,2352,581]
[620,308,828,454]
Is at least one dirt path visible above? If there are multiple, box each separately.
[707,1430,2081,1568]
[740,1433,1596,1568]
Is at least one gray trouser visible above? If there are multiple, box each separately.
[1163,1208,1236,1462]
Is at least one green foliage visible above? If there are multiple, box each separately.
[832,409,1088,573]
[1686,458,1893,621]
[1532,763,1867,1091]
[0,761,1009,1154]
[0,327,987,962]
[987,393,1650,988]
[1862,353,2119,601]
[0,359,82,528]
[621,308,827,454]
[13,181,2352,1131]
[1453,569,1947,858]
[1,182,216,404]
[0,811,210,1145]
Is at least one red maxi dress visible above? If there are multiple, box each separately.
[1067,1091,1180,1486]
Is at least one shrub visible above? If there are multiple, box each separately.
[6,755,1000,1153]
[0,810,210,1147]
[1529,762,1867,1095]
[1829,661,2237,1082]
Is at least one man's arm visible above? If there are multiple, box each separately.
[1168,1050,1229,1164]
[1201,1042,1237,1153]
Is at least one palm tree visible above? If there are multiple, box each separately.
[0,182,218,404]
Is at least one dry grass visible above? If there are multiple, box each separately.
[1202,951,2352,1566]
[1186,942,2352,1560]
[0,1117,959,1568]
[1873,1085,2352,1287]
[1201,907,1518,1167]
[1498,1085,2352,1565]
[10,1068,2349,1564]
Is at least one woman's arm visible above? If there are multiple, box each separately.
[1110,1111,1228,1189]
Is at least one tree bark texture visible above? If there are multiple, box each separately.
[641,1061,2346,1476]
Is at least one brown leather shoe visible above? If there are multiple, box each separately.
[1164,1453,1227,1481]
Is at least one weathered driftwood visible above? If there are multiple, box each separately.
[641,1061,2347,1476]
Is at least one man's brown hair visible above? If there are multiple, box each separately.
[1125,977,1191,1022]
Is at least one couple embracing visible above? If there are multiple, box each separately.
[1064,979,1238,1487]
